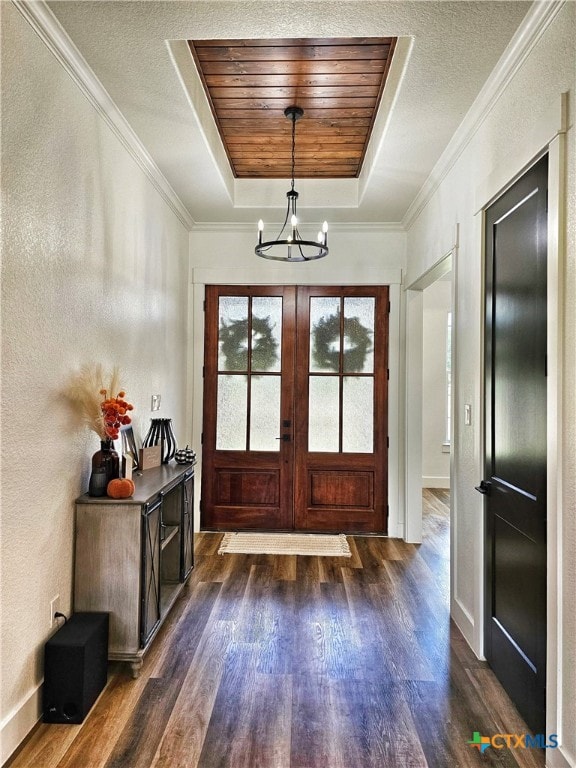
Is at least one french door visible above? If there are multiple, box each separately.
[201,285,389,533]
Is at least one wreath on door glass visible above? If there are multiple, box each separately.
[311,310,373,372]
[219,316,278,371]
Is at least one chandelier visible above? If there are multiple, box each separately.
[255,106,329,262]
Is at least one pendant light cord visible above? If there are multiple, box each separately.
[291,112,296,193]
[255,105,328,262]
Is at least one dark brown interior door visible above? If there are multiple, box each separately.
[482,154,547,734]
[201,285,388,533]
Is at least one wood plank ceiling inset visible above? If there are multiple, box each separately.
[188,37,397,179]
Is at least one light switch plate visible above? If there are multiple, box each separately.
[151,394,161,411]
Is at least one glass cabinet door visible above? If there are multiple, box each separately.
[140,498,161,645]
[181,471,194,580]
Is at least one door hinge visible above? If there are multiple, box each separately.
[203,299,206,311]
[201,432,204,445]
[387,369,390,380]
[388,300,391,313]
[544,354,547,377]
[202,365,205,378]
[387,436,389,448]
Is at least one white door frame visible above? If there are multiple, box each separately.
[404,243,456,543]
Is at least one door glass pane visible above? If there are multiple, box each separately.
[343,377,373,452]
[308,376,339,452]
[310,296,341,372]
[216,375,247,450]
[250,376,281,451]
[252,297,282,372]
[218,297,249,371]
[343,297,375,373]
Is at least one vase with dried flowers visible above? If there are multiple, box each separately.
[68,365,134,495]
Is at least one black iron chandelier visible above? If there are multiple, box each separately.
[255,106,329,262]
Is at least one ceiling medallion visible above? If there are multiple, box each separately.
[255,106,328,262]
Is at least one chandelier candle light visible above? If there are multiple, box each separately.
[255,106,329,262]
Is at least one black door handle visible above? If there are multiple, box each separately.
[475,480,492,495]
[275,435,291,442]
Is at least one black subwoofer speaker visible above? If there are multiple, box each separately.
[43,612,109,724]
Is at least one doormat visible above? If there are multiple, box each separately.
[218,532,351,557]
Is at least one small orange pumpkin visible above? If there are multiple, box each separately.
[107,478,135,499]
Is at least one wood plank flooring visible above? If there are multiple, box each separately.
[10,489,544,768]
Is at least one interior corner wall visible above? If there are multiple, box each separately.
[422,280,451,488]
[0,5,190,762]
[405,3,575,761]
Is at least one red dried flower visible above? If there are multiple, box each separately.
[99,387,134,439]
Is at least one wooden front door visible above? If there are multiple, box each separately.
[201,285,389,533]
[482,155,548,734]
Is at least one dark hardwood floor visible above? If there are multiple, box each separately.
[10,489,544,767]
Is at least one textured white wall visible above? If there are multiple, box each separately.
[189,226,406,273]
[422,280,451,487]
[0,5,189,760]
[406,3,575,758]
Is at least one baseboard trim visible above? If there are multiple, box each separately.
[1,684,42,766]
[451,596,478,656]
[546,745,574,768]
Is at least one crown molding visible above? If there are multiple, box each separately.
[12,0,196,231]
[402,0,566,231]
[190,220,405,233]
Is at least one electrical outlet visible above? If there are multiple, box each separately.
[151,394,161,411]
[50,595,60,628]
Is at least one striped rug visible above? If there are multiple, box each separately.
[218,532,351,557]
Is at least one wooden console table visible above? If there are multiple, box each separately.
[74,463,195,677]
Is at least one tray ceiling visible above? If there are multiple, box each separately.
[188,37,396,179]
[46,1,533,224]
